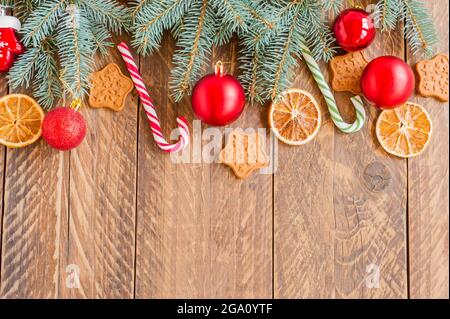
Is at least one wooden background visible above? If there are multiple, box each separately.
[0,1,448,299]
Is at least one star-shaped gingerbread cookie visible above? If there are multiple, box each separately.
[219,129,269,179]
[89,63,134,111]
[416,53,449,102]
[330,51,369,95]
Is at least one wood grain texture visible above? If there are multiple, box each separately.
[0,57,70,298]
[408,0,449,299]
[330,30,408,298]
[0,75,7,290]
[274,0,408,298]
[0,137,69,298]
[61,40,138,298]
[135,35,272,298]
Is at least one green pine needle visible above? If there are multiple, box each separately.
[57,5,96,99]
[373,0,402,31]
[131,0,195,55]
[33,42,63,110]
[20,0,67,47]
[169,0,216,102]
[7,46,41,89]
[401,0,438,58]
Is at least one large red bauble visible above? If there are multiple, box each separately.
[42,107,87,151]
[191,62,245,126]
[333,8,376,52]
[361,56,415,109]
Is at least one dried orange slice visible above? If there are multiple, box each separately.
[376,102,432,158]
[0,94,45,148]
[269,88,321,145]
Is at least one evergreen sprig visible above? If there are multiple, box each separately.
[401,0,438,58]
[5,0,438,108]
[373,0,437,58]
[131,0,195,55]
[131,0,437,104]
[131,0,337,103]
[7,0,128,109]
[57,5,96,99]
[170,0,216,102]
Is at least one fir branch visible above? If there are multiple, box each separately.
[170,0,216,102]
[322,0,343,13]
[219,0,247,29]
[265,5,302,101]
[239,44,265,104]
[373,0,401,31]
[128,0,437,104]
[56,5,95,99]
[130,0,150,20]
[10,0,42,21]
[401,0,437,57]
[242,0,274,30]
[0,0,13,7]
[241,2,279,50]
[33,42,62,109]
[80,0,129,33]
[300,2,336,61]
[7,46,41,89]
[9,0,124,107]
[211,0,250,45]
[171,13,186,39]
[20,0,67,47]
[132,0,195,55]
[91,23,113,55]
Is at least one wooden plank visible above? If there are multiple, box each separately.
[408,0,449,299]
[60,40,138,298]
[274,1,408,298]
[135,35,272,298]
[0,75,7,290]
[0,89,69,297]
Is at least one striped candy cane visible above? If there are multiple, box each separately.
[299,38,366,133]
[118,42,189,152]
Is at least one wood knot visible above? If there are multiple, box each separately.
[363,161,391,192]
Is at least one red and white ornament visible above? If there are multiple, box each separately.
[191,61,246,126]
[0,7,24,72]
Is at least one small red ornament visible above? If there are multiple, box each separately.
[42,105,87,151]
[361,56,415,109]
[191,61,245,126]
[333,8,376,52]
[0,7,24,72]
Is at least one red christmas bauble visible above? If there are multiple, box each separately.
[191,61,245,126]
[42,107,87,151]
[333,8,376,52]
[361,56,415,109]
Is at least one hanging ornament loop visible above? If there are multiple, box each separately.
[214,61,224,76]
[70,99,82,112]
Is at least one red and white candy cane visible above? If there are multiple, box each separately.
[118,42,189,153]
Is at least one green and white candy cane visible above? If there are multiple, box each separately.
[299,38,366,133]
